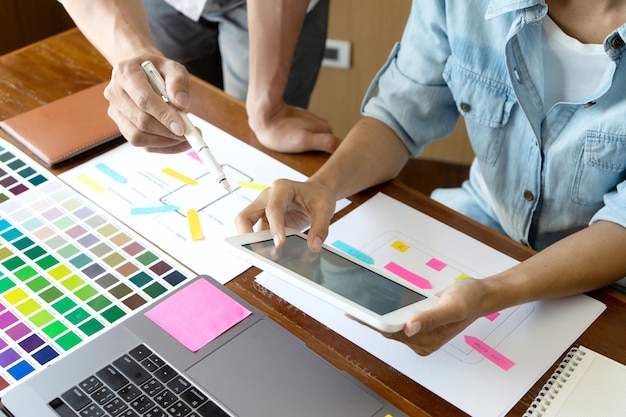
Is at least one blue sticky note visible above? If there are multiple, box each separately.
[331,240,374,264]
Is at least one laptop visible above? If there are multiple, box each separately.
[0,274,406,417]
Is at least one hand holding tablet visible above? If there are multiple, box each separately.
[225,228,439,333]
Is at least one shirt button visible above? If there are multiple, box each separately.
[611,35,625,49]
[513,68,523,83]
[523,191,534,201]
[460,102,471,112]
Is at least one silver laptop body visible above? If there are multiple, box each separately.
[1,275,406,417]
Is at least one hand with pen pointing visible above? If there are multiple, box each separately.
[103,55,192,155]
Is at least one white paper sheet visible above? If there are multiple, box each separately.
[59,114,349,283]
[256,192,606,417]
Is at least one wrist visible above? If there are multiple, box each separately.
[307,169,341,203]
[477,269,533,316]
[246,91,285,129]
[108,45,162,67]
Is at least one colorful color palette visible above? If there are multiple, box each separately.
[0,141,192,392]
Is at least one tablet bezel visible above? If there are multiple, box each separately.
[224,228,439,333]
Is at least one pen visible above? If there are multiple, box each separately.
[140,60,232,192]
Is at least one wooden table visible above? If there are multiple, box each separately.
[1,28,625,417]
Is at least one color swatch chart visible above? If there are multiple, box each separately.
[0,140,192,393]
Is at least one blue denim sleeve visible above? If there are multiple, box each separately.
[360,1,460,157]
[592,181,626,288]
[590,180,626,228]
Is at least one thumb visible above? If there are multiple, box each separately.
[314,132,342,154]
[404,298,466,337]
[159,60,191,111]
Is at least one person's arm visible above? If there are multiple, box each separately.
[308,117,410,202]
[235,116,410,248]
[61,0,158,64]
[246,0,341,154]
[391,220,626,355]
[61,0,190,153]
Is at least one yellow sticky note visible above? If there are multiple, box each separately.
[162,167,197,185]
[187,209,204,241]
[238,181,269,191]
[77,174,105,192]
[391,240,410,253]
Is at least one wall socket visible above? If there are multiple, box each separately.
[322,39,351,69]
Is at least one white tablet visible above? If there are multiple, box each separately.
[225,228,439,333]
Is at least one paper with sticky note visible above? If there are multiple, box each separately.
[464,335,515,370]
[145,278,251,352]
[187,208,204,241]
[384,261,432,289]
[59,114,352,284]
[254,192,606,417]
[331,240,375,264]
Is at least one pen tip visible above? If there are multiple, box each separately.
[221,179,232,193]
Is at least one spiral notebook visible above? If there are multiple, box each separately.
[524,345,626,417]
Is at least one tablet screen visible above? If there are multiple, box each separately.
[243,235,427,315]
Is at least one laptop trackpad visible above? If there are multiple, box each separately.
[187,320,384,417]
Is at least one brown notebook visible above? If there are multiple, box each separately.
[0,82,122,167]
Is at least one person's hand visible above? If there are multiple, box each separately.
[248,101,341,154]
[382,278,489,356]
[235,178,336,251]
[104,54,191,154]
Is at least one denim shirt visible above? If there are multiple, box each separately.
[362,0,626,251]
[163,0,319,21]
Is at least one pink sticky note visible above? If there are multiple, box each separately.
[384,261,432,289]
[464,335,515,370]
[145,278,251,352]
[187,150,202,163]
[484,312,500,321]
[426,258,447,271]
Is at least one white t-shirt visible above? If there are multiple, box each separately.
[165,0,320,21]
[542,15,611,112]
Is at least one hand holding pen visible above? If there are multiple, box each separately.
[141,60,232,192]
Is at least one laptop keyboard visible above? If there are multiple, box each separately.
[48,344,230,417]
